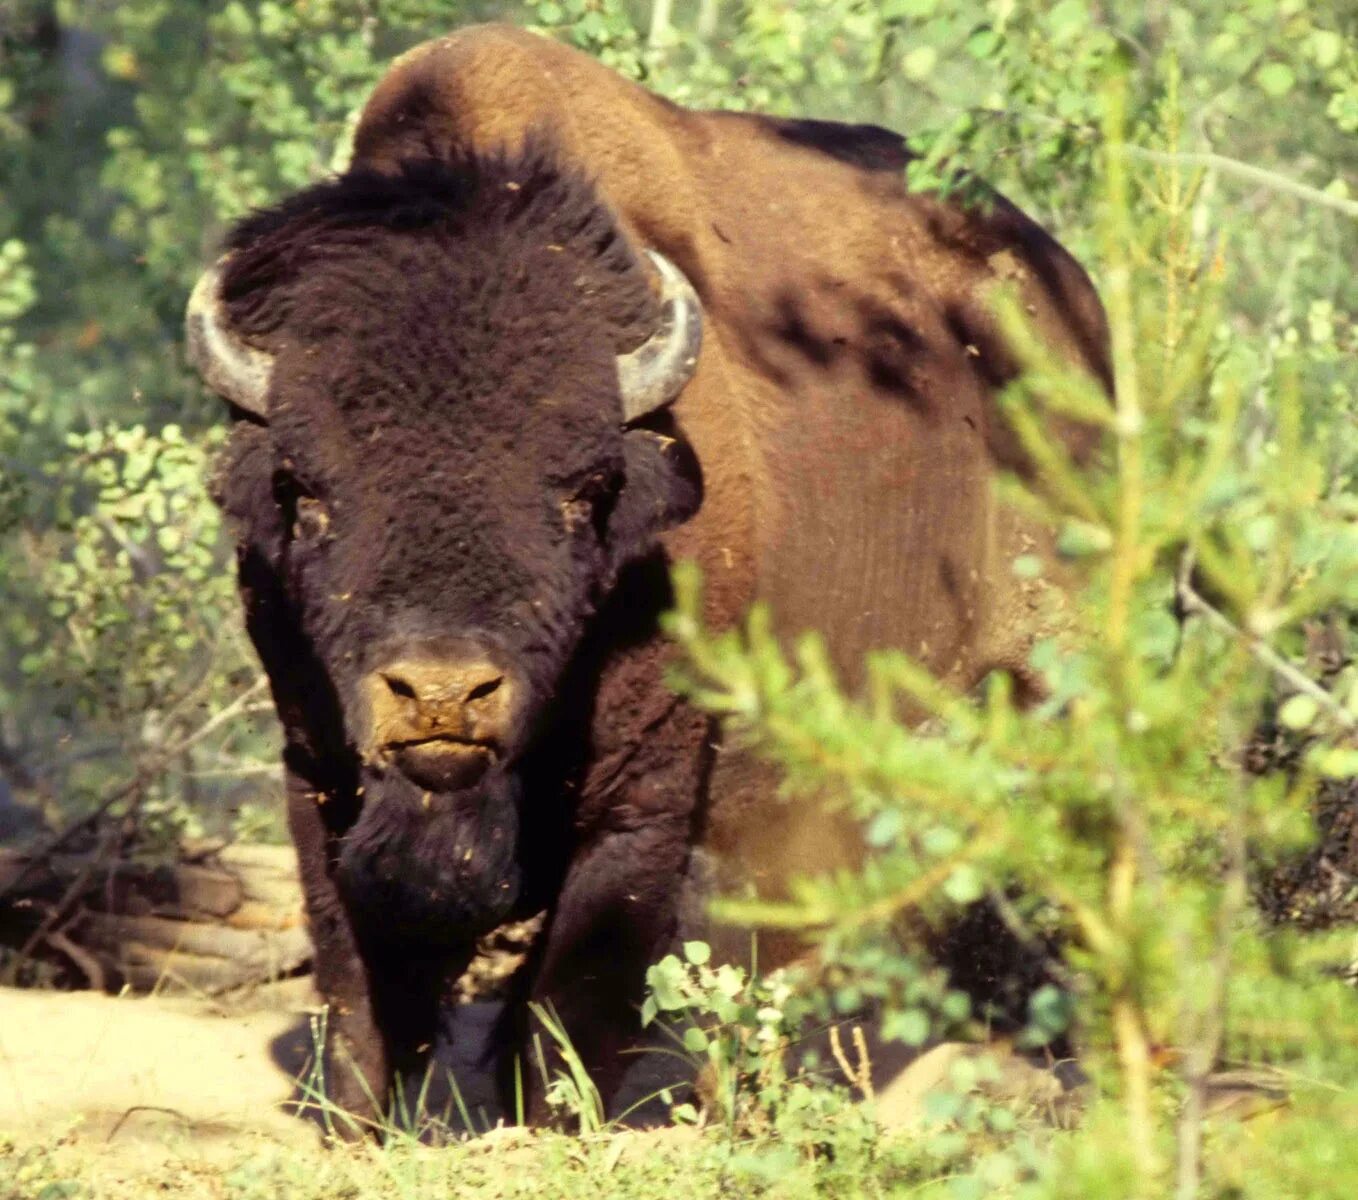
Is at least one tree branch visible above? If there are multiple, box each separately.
[1123,147,1358,220]
[0,676,270,906]
[1175,554,1357,732]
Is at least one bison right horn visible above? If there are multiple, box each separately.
[616,251,702,425]
[185,259,273,421]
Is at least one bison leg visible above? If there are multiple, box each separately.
[521,698,712,1124]
[525,812,694,1122]
[286,774,392,1138]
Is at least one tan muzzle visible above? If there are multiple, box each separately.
[364,657,515,792]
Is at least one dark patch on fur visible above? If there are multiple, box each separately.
[759,116,912,173]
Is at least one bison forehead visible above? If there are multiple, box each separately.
[220,147,660,377]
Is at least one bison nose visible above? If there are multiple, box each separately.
[365,657,516,792]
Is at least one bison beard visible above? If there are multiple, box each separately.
[336,771,522,948]
[188,22,1113,1140]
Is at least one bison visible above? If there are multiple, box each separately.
[186,24,1110,1130]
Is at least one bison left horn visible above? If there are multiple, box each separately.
[185,259,273,421]
[616,251,702,425]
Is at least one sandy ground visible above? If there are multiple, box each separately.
[0,981,524,1169]
[0,984,320,1152]
[0,979,1085,1187]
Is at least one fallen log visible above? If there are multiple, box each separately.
[0,842,310,995]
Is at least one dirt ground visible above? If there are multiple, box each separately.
[0,983,316,1158]
[0,980,521,1178]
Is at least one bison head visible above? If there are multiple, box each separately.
[189,150,702,944]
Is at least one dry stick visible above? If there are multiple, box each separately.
[827,1025,856,1095]
[1122,147,1358,220]
[1175,554,1357,733]
[1109,835,1156,1184]
[11,825,120,972]
[0,676,269,907]
[851,1024,875,1104]
[104,1105,192,1142]
[697,0,720,39]
[986,886,1080,994]
[42,924,107,992]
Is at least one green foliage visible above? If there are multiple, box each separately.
[643,942,827,1130]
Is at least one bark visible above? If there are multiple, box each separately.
[0,842,311,994]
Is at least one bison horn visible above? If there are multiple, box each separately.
[616,251,702,424]
[185,260,273,420]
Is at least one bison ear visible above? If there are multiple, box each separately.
[606,426,702,566]
[211,423,287,572]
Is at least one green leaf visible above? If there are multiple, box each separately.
[1314,748,1358,779]
[683,940,712,966]
[1278,693,1319,731]
[1046,0,1089,43]
[883,0,939,17]
[885,1007,930,1046]
[1255,62,1296,97]
[1027,985,1074,1039]
[965,27,1001,60]
[1311,30,1343,70]
[682,1026,709,1054]
[867,808,905,847]
[902,45,937,81]
[943,864,984,905]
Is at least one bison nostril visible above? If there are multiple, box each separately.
[382,673,418,701]
[465,677,503,704]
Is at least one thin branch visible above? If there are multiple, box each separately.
[9,814,125,979]
[986,887,1079,993]
[1175,554,1357,732]
[0,676,269,905]
[188,763,282,780]
[1123,147,1358,219]
[648,0,674,51]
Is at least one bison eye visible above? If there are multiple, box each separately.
[292,495,330,544]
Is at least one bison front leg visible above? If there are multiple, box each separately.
[285,773,392,1138]
[527,812,694,1122]
[523,701,711,1124]
[290,772,475,1138]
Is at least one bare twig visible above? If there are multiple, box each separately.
[8,818,124,979]
[105,1105,192,1142]
[1122,147,1358,219]
[986,887,1080,993]
[648,0,673,51]
[1175,553,1357,732]
[43,925,107,991]
[828,1023,874,1103]
[0,676,269,906]
[697,0,720,39]
[1175,783,1248,1199]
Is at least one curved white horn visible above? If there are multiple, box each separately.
[185,260,273,420]
[616,251,702,424]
